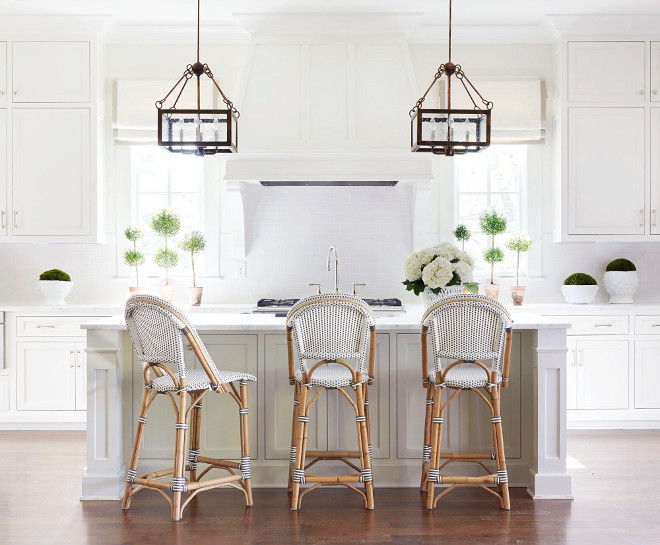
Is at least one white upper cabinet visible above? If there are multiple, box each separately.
[568,42,645,103]
[12,108,90,236]
[651,42,660,102]
[0,109,6,236]
[567,107,645,235]
[12,41,89,103]
[0,42,6,106]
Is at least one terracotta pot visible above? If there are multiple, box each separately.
[188,286,203,306]
[510,285,526,306]
[129,286,146,295]
[484,283,500,300]
[160,284,175,302]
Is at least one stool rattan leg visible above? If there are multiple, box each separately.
[491,385,510,510]
[188,399,202,483]
[239,381,254,507]
[290,384,309,510]
[355,382,374,509]
[288,382,300,494]
[425,384,446,510]
[171,391,189,521]
[420,383,434,491]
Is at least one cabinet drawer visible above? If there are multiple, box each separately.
[557,315,629,335]
[634,316,660,335]
[16,316,87,337]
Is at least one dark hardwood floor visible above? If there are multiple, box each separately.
[1,430,659,544]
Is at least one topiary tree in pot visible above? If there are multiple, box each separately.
[562,272,599,304]
[480,207,507,299]
[38,269,74,305]
[453,224,471,251]
[179,230,207,306]
[506,232,532,305]
[151,209,181,301]
[124,226,146,295]
[603,258,638,304]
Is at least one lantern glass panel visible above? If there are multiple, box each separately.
[159,110,230,146]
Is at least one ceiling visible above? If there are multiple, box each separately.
[1,0,659,27]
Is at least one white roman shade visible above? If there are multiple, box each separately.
[114,79,171,143]
[454,79,546,144]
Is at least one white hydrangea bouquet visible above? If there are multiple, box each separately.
[402,242,478,298]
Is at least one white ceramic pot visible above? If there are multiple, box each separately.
[561,284,599,304]
[38,281,74,305]
[603,271,639,304]
[423,285,463,307]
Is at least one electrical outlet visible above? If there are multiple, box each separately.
[234,260,246,278]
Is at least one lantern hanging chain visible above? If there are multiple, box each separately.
[409,65,445,117]
[155,0,240,117]
[456,69,493,110]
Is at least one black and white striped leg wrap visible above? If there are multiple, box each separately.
[293,399,300,406]
[193,403,203,409]
[289,445,297,465]
[298,416,309,423]
[175,422,189,430]
[188,448,200,471]
[426,398,434,405]
[293,469,306,484]
[364,400,369,406]
[239,408,248,415]
[496,469,508,484]
[137,416,147,425]
[240,457,252,480]
[126,469,138,483]
[368,444,373,464]
[359,468,373,483]
[356,415,366,423]
[422,444,432,463]
[427,469,442,484]
[491,416,502,424]
[240,380,248,386]
[432,417,444,425]
[170,477,188,492]
[491,450,497,460]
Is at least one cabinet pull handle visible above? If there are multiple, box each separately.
[639,209,644,227]
[578,348,583,366]
[640,90,645,95]
[76,349,82,367]
[594,323,613,327]
[570,348,576,367]
[12,90,16,96]
[654,209,658,228]
[14,210,18,228]
[0,90,4,96]
[655,90,659,95]
[652,324,660,327]
[69,349,75,368]
[36,325,55,328]
[1,210,5,229]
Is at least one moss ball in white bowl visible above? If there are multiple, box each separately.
[38,269,73,305]
[562,273,599,304]
[603,259,638,304]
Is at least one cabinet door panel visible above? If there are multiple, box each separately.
[651,42,660,102]
[16,341,76,410]
[568,108,645,235]
[576,340,628,410]
[12,42,89,103]
[634,340,660,408]
[650,109,660,234]
[0,109,6,236]
[328,334,390,458]
[568,42,645,103]
[0,42,5,106]
[264,334,326,460]
[12,108,90,236]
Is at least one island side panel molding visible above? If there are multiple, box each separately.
[529,327,573,499]
[82,329,125,500]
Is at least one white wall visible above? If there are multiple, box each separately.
[0,37,657,306]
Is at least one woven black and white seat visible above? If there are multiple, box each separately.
[122,294,256,521]
[420,293,514,510]
[286,293,377,510]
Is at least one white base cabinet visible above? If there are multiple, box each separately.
[634,340,660,409]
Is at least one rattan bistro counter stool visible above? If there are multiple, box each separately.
[122,295,256,521]
[286,293,377,511]
[420,294,513,510]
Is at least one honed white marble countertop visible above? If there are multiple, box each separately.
[81,305,571,332]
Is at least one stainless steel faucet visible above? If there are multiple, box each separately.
[327,245,339,292]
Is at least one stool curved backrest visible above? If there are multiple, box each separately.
[125,294,222,390]
[286,293,376,379]
[422,293,513,378]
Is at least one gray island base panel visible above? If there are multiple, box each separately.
[80,308,572,501]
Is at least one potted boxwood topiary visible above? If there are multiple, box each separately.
[603,258,638,304]
[38,269,74,305]
[124,226,146,295]
[453,224,471,251]
[480,207,507,300]
[179,230,207,306]
[506,232,532,306]
[151,209,181,301]
[562,273,599,304]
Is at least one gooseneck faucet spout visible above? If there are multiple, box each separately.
[327,245,339,292]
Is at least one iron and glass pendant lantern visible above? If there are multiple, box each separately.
[157,0,239,155]
[410,0,492,156]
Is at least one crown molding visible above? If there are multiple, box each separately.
[0,15,112,37]
[104,22,249,44]
[408,19,557,44]
[548,14,660,36]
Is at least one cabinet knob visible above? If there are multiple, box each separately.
[76,349,82,367]
[654,209,658,228]
[70,349,75,368]
[654,90,659,95]
[640,90,645,95]
[1,210,5,229]
[639,209,644,227]
[0,90,4,96]
[14,210,18,228]
[12,90,16,96]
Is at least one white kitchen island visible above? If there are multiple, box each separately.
[80,307,572,501]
